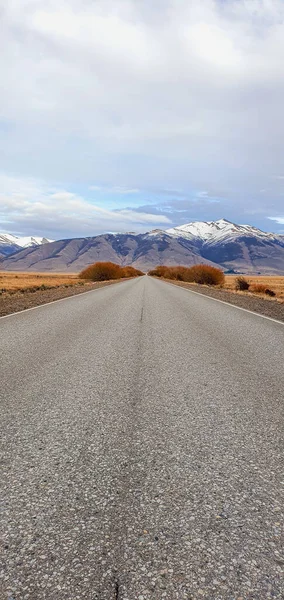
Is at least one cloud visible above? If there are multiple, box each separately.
[0,175,171,238]
[1,1,284,234]
[268,216,284,225]
[89,185,140,195]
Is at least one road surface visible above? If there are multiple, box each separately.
[1,276,283,599]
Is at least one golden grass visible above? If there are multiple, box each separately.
[0,271,81,292]
[1,270,283,303]
[225,275,284,301]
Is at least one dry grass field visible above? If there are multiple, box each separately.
[0,271,81,293]
[1,271,284,303]
[225,275,284,302]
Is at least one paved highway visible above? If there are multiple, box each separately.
[1,276,283,599]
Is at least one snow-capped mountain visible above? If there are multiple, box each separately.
[166,218,282,245]
[0,233,53,247]
[165,218,284,273]
[0,233,53,258]
[1,219,284,273]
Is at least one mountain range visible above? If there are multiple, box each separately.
[0,234,53,258]
[1,219,284,274]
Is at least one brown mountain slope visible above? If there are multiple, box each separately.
[200,236,284,274]
[0,233,220,272]
[1,226,284,274]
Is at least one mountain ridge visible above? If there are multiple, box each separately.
[1,219,284,274]
[0,233,53,258]
[166,218,283,244]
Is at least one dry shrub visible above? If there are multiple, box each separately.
[148,266,170,278]
[149,264,224,286]
[80,262,122,281]
[250,283,267,294]
[80,262,143,281]
[148,265,193,281]
[235,276,250,291]
[187,264,225,285]
[168,266,194,281]
[120,266,144,278]
[250,283,276,297]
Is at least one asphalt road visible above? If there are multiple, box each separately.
[1,276,283,600]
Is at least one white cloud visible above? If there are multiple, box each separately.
[89,185,140,195]
[0,1,284,233]
[268,216,284,225]
[0,175,171,237]
[185,21,242,70]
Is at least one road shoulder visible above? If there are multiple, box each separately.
[162,279,284,323]
[0,279,124,317]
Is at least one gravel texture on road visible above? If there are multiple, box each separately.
[1,276,283,599]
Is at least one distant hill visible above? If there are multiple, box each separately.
[1,219,284,273]
[0,233,53,259]
[166,218,284,274]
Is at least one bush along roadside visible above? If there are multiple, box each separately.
[148,264,225,286]
[79,262,144,281]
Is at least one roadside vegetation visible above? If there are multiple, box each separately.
[235,276,250,291]
[79,262,144,281]
[234,276,276,297]
[0,272,82,295]
[224,275,284,299]
[0,264,143,298]
[149,265,283,302]
[148,264,225,286]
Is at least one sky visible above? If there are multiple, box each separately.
[1,0,284,239]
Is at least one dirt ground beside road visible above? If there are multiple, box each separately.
[0,278,124,317]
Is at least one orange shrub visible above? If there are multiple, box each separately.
[166,266,193,281]
[149,264,224,286]
[80,262,144,281]
[250,283,267,294]
[148,265,192,280]
[79,262,122,281]
[187,264,225,285]
[120,266,144,278]
[250,283,275,297]
[148,266,170,277]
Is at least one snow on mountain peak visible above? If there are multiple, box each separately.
[0,233,53,248]
[166,219,278,244]
[147,229,166,237]
[166,218,237,241]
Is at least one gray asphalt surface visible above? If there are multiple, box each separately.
[1,276,283,600]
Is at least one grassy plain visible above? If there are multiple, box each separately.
[1,271,284,302]
[224,275,284,302]
[0,271,81,293]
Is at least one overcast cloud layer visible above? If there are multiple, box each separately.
[1,0,284,238]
